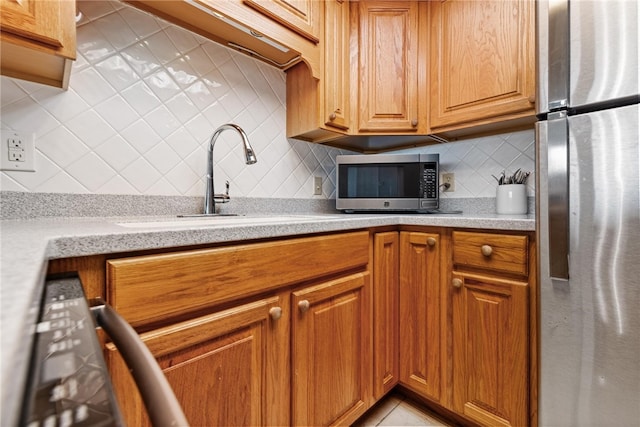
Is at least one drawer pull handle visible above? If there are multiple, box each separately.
[411,119,418,127]
[427,237,436,247]
[269,307,282,321]
[298,300,310,313]
[481,245,493,257]
[452,278,463,288]
[329,112,337,121]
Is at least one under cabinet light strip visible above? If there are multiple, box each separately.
[428,134,450,144]
[184,0,291,53]
[228,42,301,68]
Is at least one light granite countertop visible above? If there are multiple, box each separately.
[0,211,534,426]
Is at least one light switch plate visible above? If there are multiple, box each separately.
[1,129,35,172]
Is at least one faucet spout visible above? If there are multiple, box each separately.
[205,124,257,215]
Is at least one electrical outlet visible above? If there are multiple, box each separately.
[1,129,35,172]
[442,172,455,192]
[313,176,323,195]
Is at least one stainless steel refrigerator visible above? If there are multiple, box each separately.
[536,0,639,425]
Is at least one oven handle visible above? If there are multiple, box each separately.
[91,302,189,427]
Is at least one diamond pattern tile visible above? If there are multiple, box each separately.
[396,129,535,199]
[0,0,535,200]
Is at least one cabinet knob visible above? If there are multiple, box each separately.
[481,245,493,257]
[329,112,337,121]
[298,300,310,313]
[452,278,463,288]
[427,237,436,247]
[528,95,536,103]
[269,307,282,321]
[411,119,418,127]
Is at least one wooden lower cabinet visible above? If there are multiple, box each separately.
[292,272,372,426]
[450,273,529,427]
[398,231,444,404]
[106,293,290,426]
[58,227,534,427]
[396,228,534,427]
[372,232,400,399]
[449,229,533,427]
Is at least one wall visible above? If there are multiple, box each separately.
[0,0,535,202]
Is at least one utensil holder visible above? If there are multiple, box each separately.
[496,184,527,214]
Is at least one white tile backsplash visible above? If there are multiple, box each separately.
[391,129,536,199]
[0,0,535,201]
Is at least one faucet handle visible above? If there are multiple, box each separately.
[214,180,231,203]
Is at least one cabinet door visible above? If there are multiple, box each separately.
[0,0,65,47]
[357,1,423,132]
[322,0,350,131]
[106,294,289,427]
[451,273,529,427]
[399,231,443,403]
[373,232,399,399]
[430,0,535,130]
[292,272,372,426]
[244,0,320,43]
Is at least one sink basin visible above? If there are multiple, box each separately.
[116,215,340,229]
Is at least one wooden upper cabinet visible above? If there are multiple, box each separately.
[357,1,427,133]
[285,0,350,142]
[322,0,350,131]
[244,0,320,43]
[0,0,76,88]
[1,0,65,47]
[429,0,535,132]
[127,0,320,77]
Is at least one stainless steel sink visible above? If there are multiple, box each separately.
[116,215,340,229]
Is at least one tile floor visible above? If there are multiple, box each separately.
[353,393,452,426]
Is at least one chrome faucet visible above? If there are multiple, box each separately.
[204,124,257,215]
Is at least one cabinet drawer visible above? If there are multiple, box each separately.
[107,231,369,327]
[452,231,528,276]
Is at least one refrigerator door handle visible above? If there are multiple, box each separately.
[547,0,569,111]
[547,111,570,279]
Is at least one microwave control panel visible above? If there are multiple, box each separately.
[421,162,438,199]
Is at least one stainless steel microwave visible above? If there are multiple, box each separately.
[336,153,439,212]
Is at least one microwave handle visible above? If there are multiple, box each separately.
[91,302,190,427]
